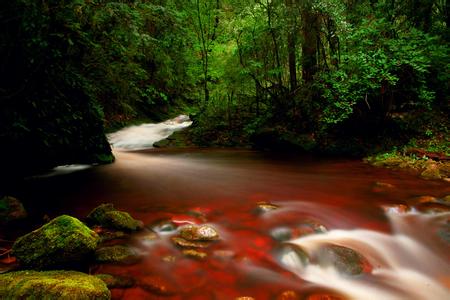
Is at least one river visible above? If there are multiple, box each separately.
[13,116,450,299]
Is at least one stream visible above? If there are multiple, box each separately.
[13,115,450,299]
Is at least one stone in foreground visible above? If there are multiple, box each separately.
[0,270,110,299]
[87,203,143,231]
[12,215,99,269]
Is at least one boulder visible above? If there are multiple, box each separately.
[179,225,219,241]
[87,203,143,232]
[317,245,372,276]
[12,215,99,269]
[0,196,27,224]
[421,163,442,180]
[0,270,110,299]
[95,245,140,264]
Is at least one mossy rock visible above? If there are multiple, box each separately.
[87,204,143,232]
[0,196,27,224]
[0,270,110,299]
[12,215,99,269]
[95,245,140,264]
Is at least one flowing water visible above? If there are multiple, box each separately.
[11,116,450,299]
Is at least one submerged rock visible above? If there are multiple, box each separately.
[171,237,209,248]
[277,290,301,300]
[255,201,279,214]
[139,275,177,296]
[182,249,207,259]
[95,245,140,264]
[150,219,177,234]
[0,270,110,299]
[270,227,293,242]
[12,215,99,269]
[95,273,136,289]
[0,196,27,224]
[277,244,310,269]
[317,245,372,276]
[179,225,219,241]
[87,203,143,232]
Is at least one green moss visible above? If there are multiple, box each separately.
[87,204,143,232]
[0,270,110,299]
[12,215,99,269]
[95,245,140,264]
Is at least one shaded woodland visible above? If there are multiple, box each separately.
[0,0,448,174]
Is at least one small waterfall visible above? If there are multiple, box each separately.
[107,114,192,151]
[280,210,450,300]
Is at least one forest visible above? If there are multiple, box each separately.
[1,0,448,175]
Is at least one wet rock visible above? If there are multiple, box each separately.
[179,225,219,241]
[95,273,136,289]
[95,245,140,264]
[277,290,301,300]
[171,237,209,248]
[277,244,309,269]
[182,249,207,259]
[421,162,442,180]
[413,195,438,204]
[0,270,110,299]
[382,204,410,214]
[416,202,450,214]
[0,196,27,224]
[213,250,235,259]
[255,201,279,214]
[150,219,177,234]
[12,215,99,269]
[317,245,372,276]
[162,255,177,263]
[270,227,293,242]
[372,157,404,168]
[306,293,343,300]
[136,230,158,244]
[297,220,327,236]
[372,182,395,193]
[139,275,177,296]
[87,203,143,232]
[93,227,128,243]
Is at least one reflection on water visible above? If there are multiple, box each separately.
[17,147,450,299]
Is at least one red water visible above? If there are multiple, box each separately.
[13,149,450,299]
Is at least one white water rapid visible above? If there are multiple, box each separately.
[280,209,450,299]
[107,114,192,151]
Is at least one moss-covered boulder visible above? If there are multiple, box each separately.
[0,270,110,299]
[87,203,143,232]
[95,245,140,264]
[12,215,99,269]
[0,196,27,224]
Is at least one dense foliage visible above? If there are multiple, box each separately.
[0,0,448,176]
